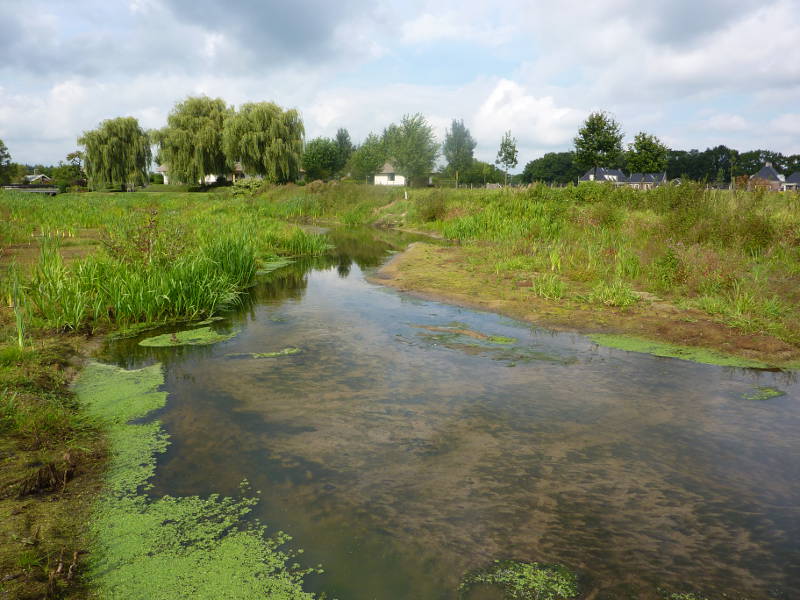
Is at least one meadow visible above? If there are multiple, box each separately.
[1,181,798,598]
[251,181,800,348]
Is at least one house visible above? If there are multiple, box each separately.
[749,162,784,191]
[627,172,667,190]
[783,171,800,192]
[373,162,434,186]
[155,164,169,185]
[155,162,245,185]
[24,173,53,184]
[374,162,406,186]
[579,168,627,185]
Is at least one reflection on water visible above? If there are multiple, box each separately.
[103,227,800,600]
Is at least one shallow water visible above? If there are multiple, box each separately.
[104,227,800,599]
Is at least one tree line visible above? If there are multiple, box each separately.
[523,111,800,185]
[2,101,796,190]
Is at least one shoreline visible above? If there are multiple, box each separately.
[368,241,800,370]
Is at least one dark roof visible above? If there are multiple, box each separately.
[751,164,784,182]
[579,168,627,182]
[786,171,800,184]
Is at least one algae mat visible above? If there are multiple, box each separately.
[139,326,239,348]
[589,334,773,369]
[74,362,316,600]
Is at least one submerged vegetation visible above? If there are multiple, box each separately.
[459,560,579,600]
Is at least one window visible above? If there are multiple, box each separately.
[388,173,395,182]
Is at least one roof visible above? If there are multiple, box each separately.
[625,172,667,184]
[579,167,627,182]
[24,173,51,182]
[751,163,784,182]
[786,171,800,184]
[378,162,396,174]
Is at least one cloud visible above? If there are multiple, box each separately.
[699,114,749,132]
[473,80,583,151]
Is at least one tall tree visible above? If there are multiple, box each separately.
[303,137,339,181]
[495,130,518,185]
[78,117,151,190]
[0,139,11,185]
[154,96,231,184]
[442,119,476,185]
[383,113,439,187]
[521,151,583,184]
[334,128,354,175]
[347,133,386,181]
[626,132,669,173]
[574,111,624,178]
[222,102,304,183]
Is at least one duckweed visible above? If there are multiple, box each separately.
[139,326,239,347]
[74,362,317,600]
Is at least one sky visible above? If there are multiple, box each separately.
[1,0,800,169]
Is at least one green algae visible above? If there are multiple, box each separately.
[195,316,224,325]
[74,362,316,600]
[588,334,772,369]
[488,335,517,344]
[742,386,786,401]
[139,326,239,348]
[459,560,579,600]
[227,348,303,359]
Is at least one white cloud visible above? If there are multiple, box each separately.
[473,80,583,151]
[699,114,749,132]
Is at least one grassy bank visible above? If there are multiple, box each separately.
[244,181,800,365]
[0,189,330,597]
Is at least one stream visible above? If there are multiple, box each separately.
[101,226,800,599]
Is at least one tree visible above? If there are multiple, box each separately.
[78,117,151,190]
[334,128,354,175]
[459,160,505,186]
[347,133,386,181]
[222,101,303,183]
[521,151,583,184]
[574,111,624,178]
[303,137,339,181]
[383,113,439,187]
[442,119,476,185]
[626,132,669,174]
[495,130,518,185]
[0,139,11,185]
[154,96,231,184]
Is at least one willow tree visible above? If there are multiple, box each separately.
[222,102,304,183]
[153,96,231,184]
[78,117,150,190]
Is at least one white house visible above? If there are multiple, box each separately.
[374,162,406,186]
[155,163,245,185]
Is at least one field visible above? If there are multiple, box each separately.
[1,181,799,598]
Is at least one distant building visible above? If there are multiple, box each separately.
[374,162,406,186]
[578,168,627,185]
[155,163,245,185]
[749,162,784,191]
[783,171,800,192]
[24,173,53,184]
[627,172,668,190]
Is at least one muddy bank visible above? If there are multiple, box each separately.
[368,242,800,369]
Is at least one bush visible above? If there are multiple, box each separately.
[415,191,447,222]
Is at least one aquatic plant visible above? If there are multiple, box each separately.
[589,334,772,369]
[459,560,579,600]
[74,362,318,600]
[742,386,785,401]
[139,326,239,347]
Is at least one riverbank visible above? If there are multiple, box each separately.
[0,188,332,597]
[370,242,800,369]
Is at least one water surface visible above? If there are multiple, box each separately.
[104,227,800,599]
